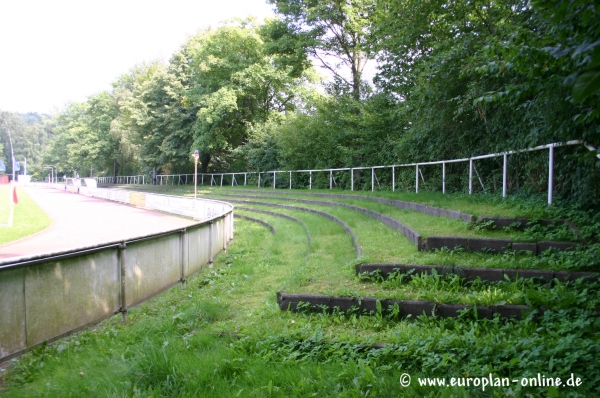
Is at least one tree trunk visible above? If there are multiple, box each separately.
[200,152,211,173]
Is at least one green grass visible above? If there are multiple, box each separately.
[0,187,51,245]
[210,191,534,240]
[114,183,539,218]
[0,186,11,223]
[2,218,597,397]
[2,187,598,397]
[206,185,552,218]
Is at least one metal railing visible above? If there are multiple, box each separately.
[97,140,599,204]
[96,175,146,185]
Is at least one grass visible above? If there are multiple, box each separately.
[204,185,553,218]
[0,187,51,246]
[0,186,10,223]
[210,191,533,240]
[1,186,598,397]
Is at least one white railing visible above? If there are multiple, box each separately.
[96,175,146,185]
[96,140,599,204]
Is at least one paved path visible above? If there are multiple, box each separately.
[0,187,197,261]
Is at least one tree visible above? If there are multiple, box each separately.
[371,0,600,203]
[112,61,193,175]
[268,0,377,101]
[187,20,311,172]
[0,111,51,179]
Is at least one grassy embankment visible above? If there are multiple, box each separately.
[0,186,51,246]
[1,186,598,397]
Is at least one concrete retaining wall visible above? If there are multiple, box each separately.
[79,188,231,222]
[0,194,233,362]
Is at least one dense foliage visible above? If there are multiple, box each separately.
[0,111,52,179]
[1,1,598,205]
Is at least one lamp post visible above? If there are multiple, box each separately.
[193,150,199,216]
[5,123,15,183]
[44,166,54,185]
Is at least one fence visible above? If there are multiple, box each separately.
[0,188,234,362]
[96,175,146,185]
[98,140,599,204]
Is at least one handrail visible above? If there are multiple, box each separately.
[94,140,599,204]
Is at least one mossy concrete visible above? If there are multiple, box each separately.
[25,250,120,347]
[0,268,26,360]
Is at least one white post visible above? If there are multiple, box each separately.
[351,169,354,191]
[289,171,292,189]
[371,168,374,192]
[220,174,223,187]
[330,170,333,189]
[548,146,554,205]
[244,173,247,186]
[193,151,198,213]
[502,153,507,198]
[469,159,473,195]
[273,172,276,189]
[309,171,312,190]
[392,166,395,192]
[442,162,446,194]
[258,173,261,187]
[415,165,419,193]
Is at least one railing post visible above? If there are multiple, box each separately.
[309,171,312,190]
[442,162,446,194]
[222,217,227,251]
[548,146,554,205]
[244,173,247,186]
[220,174,223,187]
[371,168,374,192]
[392,166,395,192]
[180,229,188,288]
[209,221,214,267]
[415,165,419,193]
[330,170,333,189]
[118,242,127,322]
[469,159,473,195]
[290,171,292,189]
[502,153,508,198]
[258,173,261,187]
[273,172,276,189]
[351,169,354,191]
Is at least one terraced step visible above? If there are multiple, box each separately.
[234,214,275,234]
[216,193,422,248]
[227,188,474,222]
[226,198,362,258]
[277,292,532,320]
[356,263,599,282]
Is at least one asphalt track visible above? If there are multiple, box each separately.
[0,187,198,260]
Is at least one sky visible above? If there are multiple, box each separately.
[0,0,276,114]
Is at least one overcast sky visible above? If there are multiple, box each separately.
[0,0,275,114]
